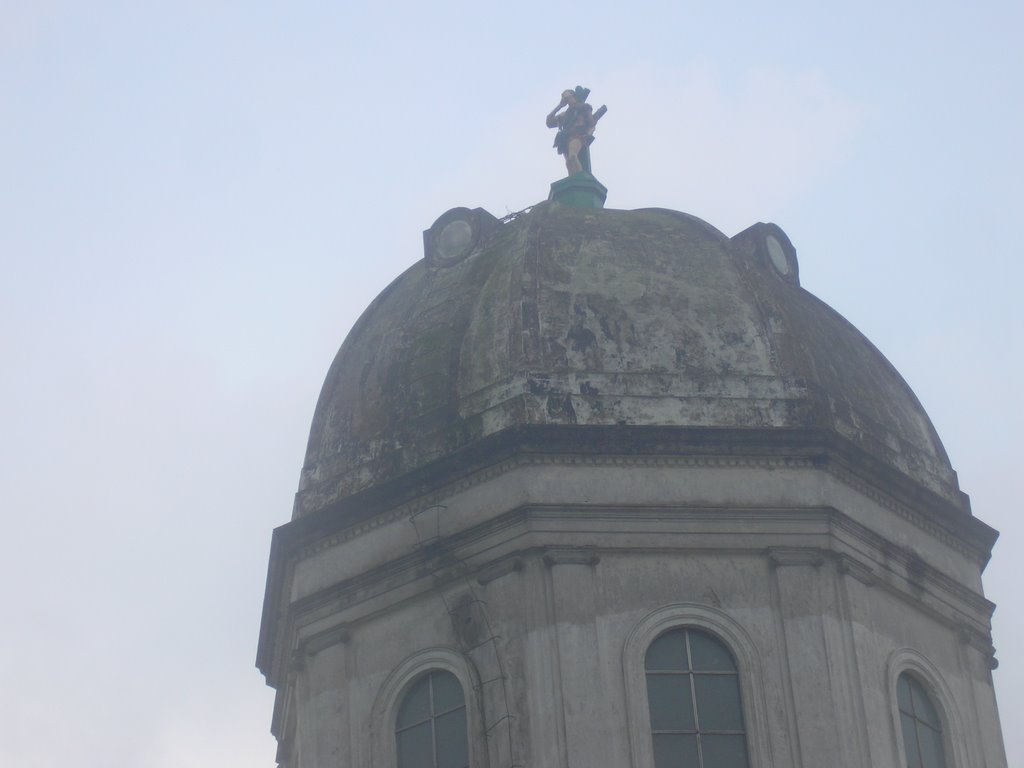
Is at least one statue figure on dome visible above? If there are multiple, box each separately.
[546,86,607,177]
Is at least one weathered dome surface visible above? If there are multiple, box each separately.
[295,204,958,519]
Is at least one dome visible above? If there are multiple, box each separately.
[294,203,961,520]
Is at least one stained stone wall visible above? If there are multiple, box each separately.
[260,447,1005,768]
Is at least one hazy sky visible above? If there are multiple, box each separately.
[1,2,1021,766]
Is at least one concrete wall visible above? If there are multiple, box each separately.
[273,458,1005,768]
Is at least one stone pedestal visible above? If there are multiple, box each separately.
[548,172,607,208]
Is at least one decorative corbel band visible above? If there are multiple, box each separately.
[476,556,525,585]
[955,621,999,668]
[543,546,600,568]
[767,546,826,568]
[835,553,877,586]
[298,622,351,660]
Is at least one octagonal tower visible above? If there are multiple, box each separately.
[258,201,1006,768]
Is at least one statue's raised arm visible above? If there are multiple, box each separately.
[546,86,607,176]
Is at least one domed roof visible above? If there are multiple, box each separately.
[294,203,960,519]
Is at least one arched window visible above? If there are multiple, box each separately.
[395,669,469,768]
[645,628,750,768]
[897,673,947,768]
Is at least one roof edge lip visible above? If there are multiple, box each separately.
[296,376,958,511]
[290,423,980,535]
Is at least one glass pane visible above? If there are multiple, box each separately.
[897,674,913,714]
[434,707,469,768]
[431,671,465,714]
[694,674,744,731]
[689,631,736,672]
[652,733,699,768]
[700,734,750,768]
[396,721,434,768]
[647,674,695,731]
[917,724,947,768]
[647,631,689,671]
[397,676,432,729]
[901,712,923,768]
[909,679,942,730]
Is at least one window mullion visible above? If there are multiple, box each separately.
[684,631,705,768]
[429,674,438,768]
[396,671,468,768]
[646,628,749,768]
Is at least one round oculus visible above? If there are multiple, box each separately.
[436,219,474,264]
[766,234,790,276]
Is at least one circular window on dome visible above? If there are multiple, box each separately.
[425,207,498,268]
[438,219,473,262]
[760,228,799,285]
[766,235,789,275]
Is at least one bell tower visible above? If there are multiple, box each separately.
[257,92,1006,768]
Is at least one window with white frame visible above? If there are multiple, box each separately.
[644,627,750,768]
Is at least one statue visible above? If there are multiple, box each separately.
[546,86,607,176]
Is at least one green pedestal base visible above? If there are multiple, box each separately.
[549,172,608,209]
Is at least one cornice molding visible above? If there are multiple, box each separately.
[768,546,827,568]
[823,460,990,566]
[257,425,997,679]
[476,555,525,585]
[835,553,878,586]
[292,450,987,567]
[280,509,995,659]
[542,546,600,567]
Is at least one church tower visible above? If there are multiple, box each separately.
[257,92,1006,768]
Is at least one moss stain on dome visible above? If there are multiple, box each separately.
[295,204,961,520]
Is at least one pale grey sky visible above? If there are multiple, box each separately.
[1,2,1021,766]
